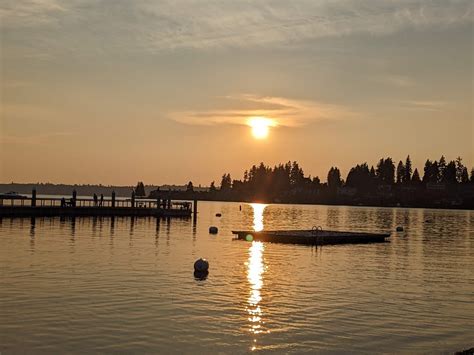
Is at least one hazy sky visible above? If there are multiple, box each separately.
[1,0,473,185]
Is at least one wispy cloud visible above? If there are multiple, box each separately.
[401,100,449,111]
[170,94,355,127]
[1,0,472,54]
[375,75,416,88]
[0,0,65,27]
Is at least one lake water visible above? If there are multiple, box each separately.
[1,202,473,353]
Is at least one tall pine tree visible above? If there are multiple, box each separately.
[396,161,405,184]
[412,168,421,184]
[404,155,412,183]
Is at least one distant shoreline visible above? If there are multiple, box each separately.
[2,183,473,211]
[0,183,205,198]
[192,196,473,211]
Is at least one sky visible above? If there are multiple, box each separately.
[1,0,473,186]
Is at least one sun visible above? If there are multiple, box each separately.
[248,117,275,139]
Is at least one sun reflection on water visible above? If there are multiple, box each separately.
[250,203,267,232]
[246,203,268,351]
[247,241,265,350]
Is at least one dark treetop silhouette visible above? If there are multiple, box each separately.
[149,156,474,209]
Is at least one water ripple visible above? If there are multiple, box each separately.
[0,203,473,353]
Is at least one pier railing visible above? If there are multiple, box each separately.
[0,197,191,209]
[0,189,197,218]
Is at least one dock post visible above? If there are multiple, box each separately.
[156,197,161,210]
[193,199,197,218]
[111,191,116,208]
[72,190,77,207]
[131,191,135,208]
[31,189,37,207]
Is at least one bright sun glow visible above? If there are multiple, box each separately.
[248,117,275,139]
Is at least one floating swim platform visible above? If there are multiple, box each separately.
[232,228,390,245]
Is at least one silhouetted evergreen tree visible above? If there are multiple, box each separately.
[376,158,395,184]
[327,167,342,189]
[423,160,439,183]
[422,160,431,183]
[290,161,304,187]
[232,179,244,194]
[443,161,457,184]
[396,160,405,184]
[220,174,232,191]
[460,167,469,183]
[438,156,447,182]
[243,170,249,183]
[346,163,372,192]
[312,176,321,186]
[186,181,194,192]
[273,163,291,193]
[455,157,465,183]
[209,181,217,192]
[370,166,376,177]
[432,161,440,182]
[404,155,412,183]
[135,181,146,197]
[412,168,421,184]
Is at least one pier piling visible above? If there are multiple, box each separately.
[31,189,36,207]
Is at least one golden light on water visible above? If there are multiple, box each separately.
[246,203,268,351]
[247,241,265,350]
[250,203,267,232]
[247,117,276,140]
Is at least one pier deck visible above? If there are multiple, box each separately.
[232,229,390,245]
[0,193,196,218]
[0,205,192,218]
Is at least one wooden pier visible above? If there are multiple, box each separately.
[232,228,390,246]
[0,190,196,218]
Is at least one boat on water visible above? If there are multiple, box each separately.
[0,191,28,199]
[232,228,390,246]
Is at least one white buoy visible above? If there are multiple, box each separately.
[396,226,404,232]
[194,258,209,272]
[209,226,218,234]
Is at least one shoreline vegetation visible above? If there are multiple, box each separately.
[2,156,474,210]
[184,156,473,210]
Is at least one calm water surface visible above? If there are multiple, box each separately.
[1,202,473,353]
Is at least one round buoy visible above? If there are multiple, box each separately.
[209,226,218,234]
[194,258,209,272]
[215,213,222,217]
[396,226,404,232]
[194,270,208,281]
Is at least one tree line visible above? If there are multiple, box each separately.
[181,156,473,208]
[212,156,470,190]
